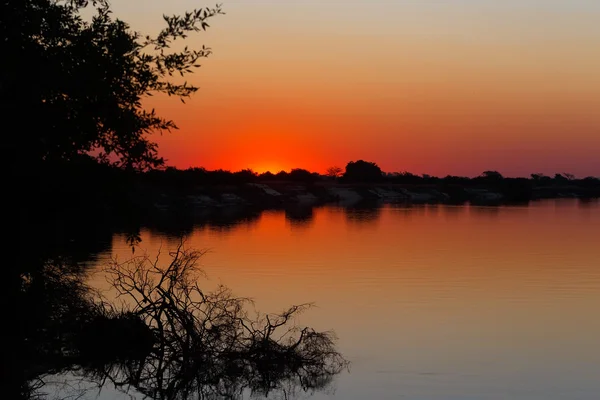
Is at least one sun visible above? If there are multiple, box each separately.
[251,163,287,174]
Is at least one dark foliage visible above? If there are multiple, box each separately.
[1,0,223,171]
[326,166,344,179]
[479,170,504,181]
[342,160,383,182]
[289,168,321,183]
[6,258,99,398]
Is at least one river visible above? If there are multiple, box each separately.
[50,199,600,399]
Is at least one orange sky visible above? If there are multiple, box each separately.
[110,1,600,177]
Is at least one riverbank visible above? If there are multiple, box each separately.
[135,180,600,215]
[14,161,600,229]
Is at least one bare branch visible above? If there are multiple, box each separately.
[92,245,349,399]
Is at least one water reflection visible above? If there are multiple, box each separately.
[468,205,501,218]
[16,200,600,399]
[285,206,315,229]
[14,242,348,400]
[122,200,600,237]
[25,216,115,265]
[140,207,263,237]
[92,247,347,400]
[439,205,467,219]
[387,203,427,220]
[127,203,394,236]
[577,197,600,208]
[343,201,383,225]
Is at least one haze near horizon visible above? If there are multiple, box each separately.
[110,0,600,177]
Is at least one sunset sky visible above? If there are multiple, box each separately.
[111,0,600,177]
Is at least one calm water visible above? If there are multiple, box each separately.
[80,200,600,399]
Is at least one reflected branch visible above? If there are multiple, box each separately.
[73,244,349,399]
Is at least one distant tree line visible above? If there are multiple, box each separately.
[136,160,599,188]
[16,156,600,221]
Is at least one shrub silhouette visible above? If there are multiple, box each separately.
[15,245,349,399]
[343,160,383,182]
[87,245,350,399]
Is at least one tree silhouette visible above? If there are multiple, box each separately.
[2,0,223,170]
[554,173,568,183]
[480,170,504,181]
[326,166,343,179]
[343,160,383,182]
[531,173,552,185]
[289,168,319,183]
